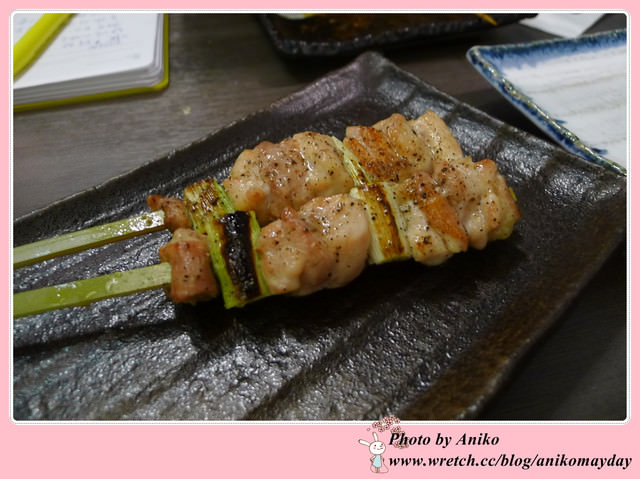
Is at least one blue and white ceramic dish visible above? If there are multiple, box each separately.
[467,29,627,175]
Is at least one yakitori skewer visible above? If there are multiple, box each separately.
[13,110,521,319]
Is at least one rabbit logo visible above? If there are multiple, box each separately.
[359,432,389,473]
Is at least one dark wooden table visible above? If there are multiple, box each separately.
[12,13,627,420]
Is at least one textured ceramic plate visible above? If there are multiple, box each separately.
[13,52,626,421]
[260,13,535,57]
[467,29,627,175]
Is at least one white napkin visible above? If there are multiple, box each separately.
[521,13,605,37]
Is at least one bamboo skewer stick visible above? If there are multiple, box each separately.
[13,262,172,318]
[13,210,166,268]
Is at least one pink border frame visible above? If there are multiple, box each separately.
[5,2,635,477]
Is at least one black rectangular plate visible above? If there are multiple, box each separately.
[13,52,626,421]
[259,13,536,57]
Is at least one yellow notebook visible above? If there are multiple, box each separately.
[13,13,169,112]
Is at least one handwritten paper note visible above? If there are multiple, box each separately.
[59,15,127,50]
[14,13,161,91]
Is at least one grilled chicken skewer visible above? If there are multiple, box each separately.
[13,110,520,317]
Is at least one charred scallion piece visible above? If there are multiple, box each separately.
[350,183,410,264]
[333,137,409,265]
[184,179,270,309]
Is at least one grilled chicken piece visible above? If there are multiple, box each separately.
[373,113,436,173]
[257,194,370,296]
[298,195,371,289]
[223,132,354,225]
[392,171,468,266]
[431,157,520,250]
[146,195,191,231]
[158,228,219,303]
[409,110,465,164]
